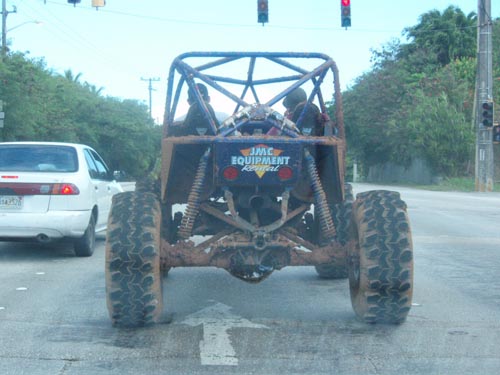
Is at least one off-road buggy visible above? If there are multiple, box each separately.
[105,52,413,327]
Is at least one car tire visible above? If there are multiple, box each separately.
[349,190,413,324]
[105,191,163,327]
[74,214,96,257]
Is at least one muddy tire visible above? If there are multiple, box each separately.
[349,190,413,324]
[136,177,171,277]
[74,214,96,257]
[105,191,163,327]
[135,177,160,196]
[315,184,353,279]
[160,203,173,277]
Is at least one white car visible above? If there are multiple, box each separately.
[0,142,123,256]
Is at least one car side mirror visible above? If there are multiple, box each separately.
[113,170,126,181]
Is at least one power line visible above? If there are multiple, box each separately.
[17,1,142,89]
[38,0,490,35]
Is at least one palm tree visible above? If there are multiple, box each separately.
[64,69,83,83]
[403,6,477,66]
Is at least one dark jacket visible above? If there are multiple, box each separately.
[173,102,219,136]
[290,102,324,136]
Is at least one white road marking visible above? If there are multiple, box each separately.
[15,287,28,291]
[181,302,268,366]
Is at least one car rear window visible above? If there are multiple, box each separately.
[0,145,78,172]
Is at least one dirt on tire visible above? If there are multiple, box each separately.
[348,190,413,324]
[105,191,163,327]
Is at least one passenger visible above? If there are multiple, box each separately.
[180,83,219,136]
[283,88,324,136]
[282,87,307,120]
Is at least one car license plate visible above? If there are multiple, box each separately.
[0,196,23,209]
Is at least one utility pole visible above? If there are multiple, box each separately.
[1,0,17,57]
[475,0,494,192]
[141,77,160,119]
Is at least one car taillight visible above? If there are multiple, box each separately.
[54,183,80,195]
[223,166,239,181]
[277,166,293,181]
[0,182,80,195]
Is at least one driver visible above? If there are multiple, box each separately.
[171,83,219,136]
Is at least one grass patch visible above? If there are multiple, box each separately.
[416,177,500,192]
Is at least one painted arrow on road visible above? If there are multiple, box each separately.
[181,302,268,366]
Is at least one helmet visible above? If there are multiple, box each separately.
[188,83,209,102]
[283,88,307,109]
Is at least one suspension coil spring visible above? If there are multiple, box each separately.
[304,149,336,240]
[178,148,211,239]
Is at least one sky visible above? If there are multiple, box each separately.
[3,0,499,123]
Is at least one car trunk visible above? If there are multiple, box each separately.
[0,173,72,213]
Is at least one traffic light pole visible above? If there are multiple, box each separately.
[1,0,7,57]
[475,0,494,191]
[1,0,18,58]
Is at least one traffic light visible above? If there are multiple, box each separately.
[481,101,494,127]
[92,0,106,9]
[493,125,500,143]
[341,0,351,28]
[0,100,4,129]
[258,0,269,24]
[67,0,81,5]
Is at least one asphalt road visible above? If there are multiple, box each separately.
[0,183,499,375]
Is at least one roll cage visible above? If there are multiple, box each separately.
[163,52,345,140]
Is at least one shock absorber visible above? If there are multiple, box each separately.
[178,148,211,239]
[304,149,336,240]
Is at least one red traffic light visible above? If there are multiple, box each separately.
[341,0,351,28]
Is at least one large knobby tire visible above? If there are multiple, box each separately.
[349,190,413,324]
[134,176,171,277]
[74,214,96,257]
[315,184,353,279]
[135,177,160,196]
[105,191,163,327]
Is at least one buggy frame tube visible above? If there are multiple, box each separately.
[163,52,345,140]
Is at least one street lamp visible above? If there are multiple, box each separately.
[7,20,42,33]
[2,0,41,57]
[2,19,42,56]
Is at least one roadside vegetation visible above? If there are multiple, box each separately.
[0,53,160,178]
[413,177,500,192]
[338,6,500,180]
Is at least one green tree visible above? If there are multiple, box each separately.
[402,6,476,67]
[340,6,487,179]
[0,52,160,179]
